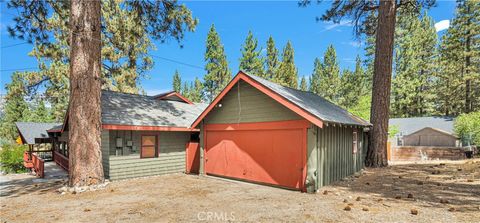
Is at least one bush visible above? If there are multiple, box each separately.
[454,112,480,146]
[0,143,28,173]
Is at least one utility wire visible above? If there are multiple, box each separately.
[1,42,30,49]
[0,67,38,72]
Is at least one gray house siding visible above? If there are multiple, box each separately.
[205,80,301,124]
[101,130,191,180]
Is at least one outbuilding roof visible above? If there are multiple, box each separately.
[192,71,371,128]
[16,122,62,144]
[102,91,208,128]
[389,116,456,136]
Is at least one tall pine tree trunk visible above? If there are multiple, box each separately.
[68,0,104,186]
[366,0,397,167]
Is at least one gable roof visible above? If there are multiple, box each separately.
[152,91,193,104]
[389,116,455,136]
[16,122,62,144]
[102,91,207,129]
[192,71,371,128]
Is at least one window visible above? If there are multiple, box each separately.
[353,131,358,154]
[141,135,157,158]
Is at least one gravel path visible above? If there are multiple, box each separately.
[1,159,479,222]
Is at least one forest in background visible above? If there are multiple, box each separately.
[0,0,478,143]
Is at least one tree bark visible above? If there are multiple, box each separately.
[366,0,397,167]
[68,0,104,186]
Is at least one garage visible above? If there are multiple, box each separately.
[204,120,308,190]
[192,71,371,192]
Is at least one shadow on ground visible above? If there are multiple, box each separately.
[332,160,480,212]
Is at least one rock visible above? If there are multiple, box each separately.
[395,196,402,199]
[348,203,354,206]
[60,192,66,195]
[72,191,77,195]
[432,170,441,174]
[467,179,474,182]
[457,168,462,171]
[437,183,442,186]
[362,207,369,211]
[377,198,383,202]
[411,208,418,215]
[84,208,91,212]
[365,182,370,185]
[110,189,115,192]
[323,190,328,195]
[399,176,404,179]
[344,206,351,211]
[425,176,430,180]
[356,197,361,201]
[343,199,348,203]
[407,193,414,199]
[417,181,424,185]
[440,199,449,204]
[439,163,446,166]
[448,207,455,212]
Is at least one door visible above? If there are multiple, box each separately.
[204,120,307,190]
[141,135,157,158]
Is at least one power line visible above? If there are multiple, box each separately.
[1,42,30,49]
[148,54,203,70]
[0,67,38,72]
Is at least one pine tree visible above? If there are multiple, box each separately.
[172,70,182,93]
[189,78,203,103]
[204,24,232,102]
[313,45,340,103]
[309,58,323,94]
[391,13,437,117]
[435,0,480,115]
[182,82,191,101]
[265,36,280,81]
[300,76,308,91]
[277,41,298,88]
[239,31,265,77]
[29,100,54,122]
[0,72,30,140]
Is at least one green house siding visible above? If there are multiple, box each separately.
[205,80,301,124]
[101,130,110,178]
[313,125,366,189]
[101,130,191,180]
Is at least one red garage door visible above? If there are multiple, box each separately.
[204,120,308,190]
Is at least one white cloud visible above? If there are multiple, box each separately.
[434,20,450,32]
[342,41,361,48]
[319,20,353,33]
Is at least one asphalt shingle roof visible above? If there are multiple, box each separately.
[101,91,207,127]
[246,73,371,126]
[389,116,455,136]
[15,122,61,144]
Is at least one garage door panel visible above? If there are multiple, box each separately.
[205,127,304,189]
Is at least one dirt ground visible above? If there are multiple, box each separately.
[1,159,479,223]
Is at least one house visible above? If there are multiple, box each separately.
[17,71,371,192]
[389,116,460,147]
[39,90,207,180]
[192,71,371,192]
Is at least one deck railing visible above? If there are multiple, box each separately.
[53,150,69,171]
[31,153,45,178]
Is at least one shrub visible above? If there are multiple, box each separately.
[454,112,480,146]
[0,143,28,173]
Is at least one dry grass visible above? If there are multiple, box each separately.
[1,159,479,222]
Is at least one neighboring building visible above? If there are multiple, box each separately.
[192,71,371,192]
[389,116,460,147]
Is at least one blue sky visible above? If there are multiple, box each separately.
[0,1,456,95]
